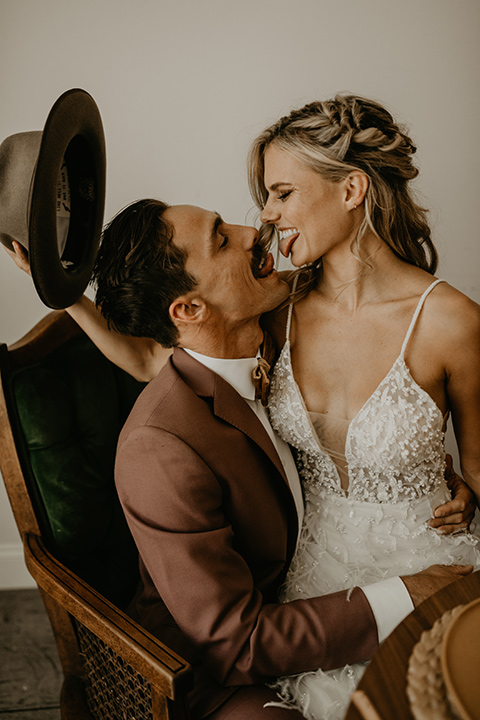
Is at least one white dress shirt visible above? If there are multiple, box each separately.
[184,347,414,643]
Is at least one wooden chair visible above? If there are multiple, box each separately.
[0,311,193,719]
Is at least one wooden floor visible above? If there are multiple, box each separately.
[0,588,62,719]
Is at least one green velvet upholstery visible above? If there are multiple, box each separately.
[9,333,145,609]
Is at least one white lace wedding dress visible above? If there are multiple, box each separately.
[267,279,480,720]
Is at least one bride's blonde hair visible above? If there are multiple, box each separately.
[248,94,437,299]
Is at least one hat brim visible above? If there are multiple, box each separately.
[29,88,106,309]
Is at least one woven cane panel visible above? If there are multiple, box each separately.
[75,620,154,720]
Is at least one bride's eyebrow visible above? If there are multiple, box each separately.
[268,182,292,191]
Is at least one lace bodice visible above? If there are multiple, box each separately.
[268,279,447,503]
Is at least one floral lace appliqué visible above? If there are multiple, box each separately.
[268,340,445,504]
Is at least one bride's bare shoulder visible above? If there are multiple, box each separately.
[427,280,480,341]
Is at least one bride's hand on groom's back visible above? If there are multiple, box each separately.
[429,454,477,534]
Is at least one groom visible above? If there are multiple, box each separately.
[93,199,471,720]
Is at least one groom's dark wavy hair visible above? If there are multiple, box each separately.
[93,199,197,348]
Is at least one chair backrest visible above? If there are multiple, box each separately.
[0,311,145,609]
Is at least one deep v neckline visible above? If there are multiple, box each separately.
[310,354,445,432]
[280,337,447,496]
[285,277,446,426]
[279,278,447,493]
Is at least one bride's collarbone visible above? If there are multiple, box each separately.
[291,333,447,419]
[290,288,445,358]
[288,282,451,416]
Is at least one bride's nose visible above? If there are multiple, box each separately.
[260,197,279,225]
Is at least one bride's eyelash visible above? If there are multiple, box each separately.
[278,190,292,201]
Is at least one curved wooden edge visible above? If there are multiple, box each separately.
[0,350,40,535]
[6,311,82,367]
[38,586,85,678]
[345,570,480,720]
[60,675,95,720]
[24,533,193,700]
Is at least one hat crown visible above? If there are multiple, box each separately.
[0,131,43,247]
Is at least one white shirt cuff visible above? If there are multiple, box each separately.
[361,576,414,644]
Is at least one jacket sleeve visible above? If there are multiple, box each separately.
[116,425,379,686]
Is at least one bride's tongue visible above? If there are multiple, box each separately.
[279,232,299,258]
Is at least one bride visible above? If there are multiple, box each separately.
[247,93,480,718]
[5,93,479,720]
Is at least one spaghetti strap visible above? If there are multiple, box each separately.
[400,279,445,357]
[285,274,300,341]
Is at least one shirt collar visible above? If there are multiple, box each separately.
[184,348,259,401]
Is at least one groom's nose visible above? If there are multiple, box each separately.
[234,223,258,250]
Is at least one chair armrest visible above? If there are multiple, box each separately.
[23,532,193,701]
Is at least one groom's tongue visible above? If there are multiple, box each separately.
[256,253,274,278]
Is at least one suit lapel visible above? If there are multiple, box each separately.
[171,348,288,483]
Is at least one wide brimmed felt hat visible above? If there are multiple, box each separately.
[0,88,106,308]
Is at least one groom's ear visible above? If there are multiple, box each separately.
[169,294,209,327]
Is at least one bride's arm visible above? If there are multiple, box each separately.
[4,242,170,382]
[442,292,480,513]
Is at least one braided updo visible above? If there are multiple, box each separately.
[248,94,437,280]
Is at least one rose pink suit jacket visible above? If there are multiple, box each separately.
[115,348,378,718]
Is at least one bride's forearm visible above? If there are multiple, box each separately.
[3,242,169,381]
[460,464,480,510]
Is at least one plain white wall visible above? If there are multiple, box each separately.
[1,0,479,587]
